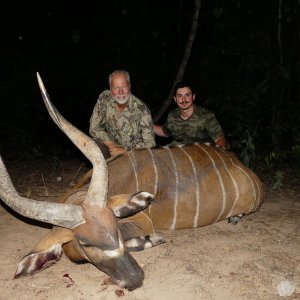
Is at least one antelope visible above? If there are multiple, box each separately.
[0,73,264,291]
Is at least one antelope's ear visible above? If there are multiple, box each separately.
[15,244,63,278]
[110,192,155,218]
[14,227,74,278]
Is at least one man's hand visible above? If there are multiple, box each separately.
[109,145,126,157]
[153,124,167,137]
[215,137,227,149]
[104,140,126,157]
[103,141,126,157]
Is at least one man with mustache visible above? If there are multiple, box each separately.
[154,81,227,149]
[89,69,155,158]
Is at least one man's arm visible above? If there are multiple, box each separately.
[154,125,168,137]
[206,112,227,149]
[131,106,156,149]
[89,91,111,141]
[90,92,127,157]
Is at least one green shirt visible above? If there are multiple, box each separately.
[89,90,155,150]
[162,105,224,145]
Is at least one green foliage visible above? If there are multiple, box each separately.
[272,171,284,190]
[192,0,300,162]
[264,151,286,167]
[263,145,300,189]
[292,145,300,158]
[234,130,256,167]
[231,130,256,167]
[264,145,300,168]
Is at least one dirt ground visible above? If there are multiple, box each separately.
[0,158,299,300]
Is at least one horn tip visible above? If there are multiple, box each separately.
[36,72,46,93]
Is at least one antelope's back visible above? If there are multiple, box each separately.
[107,144,264,230]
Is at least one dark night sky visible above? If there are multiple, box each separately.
[1,0,299,160]
[0,0,200,157]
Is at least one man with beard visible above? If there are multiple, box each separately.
[89,69,155,158]
[154,81,227,149]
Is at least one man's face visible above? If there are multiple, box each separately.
[174,87,195,110]
[110,74,131,105]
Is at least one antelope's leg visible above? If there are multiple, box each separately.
[125,234,166,251]
[117,210,165,251]
[110,192,155,218]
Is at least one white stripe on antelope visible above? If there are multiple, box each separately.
[0,73,264,291]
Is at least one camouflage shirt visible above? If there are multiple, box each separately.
[162,105,224,145]
[89,90,155,150]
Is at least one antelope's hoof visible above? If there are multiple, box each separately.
[228,214,243,225]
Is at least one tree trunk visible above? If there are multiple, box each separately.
[153,0,201,123]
